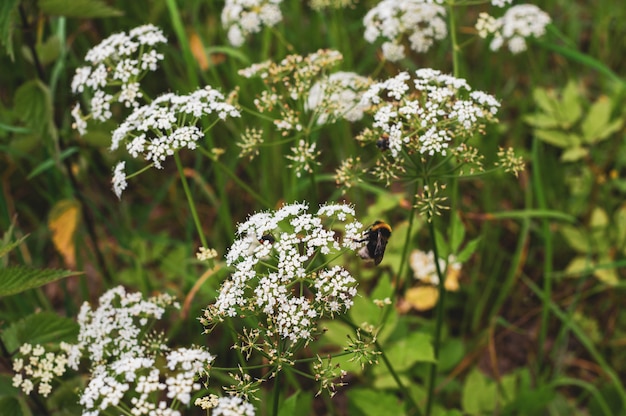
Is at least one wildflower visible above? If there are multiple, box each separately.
[476,5,552,54]
[12,287,214,415]
[210,395,256,415]
[197,246,219,261]
[306,72,372,124]
[286,140,321,177]
[402,249,461,311]
[239,49,343,133]
[358,69,500,183]
[238,128,265,160]
[495,146,525,176]
[335,156,364,192]
[363,0,447,61]
[414,182,449,220]
[71,24,166,134]
[109,86,240,196]
[222,0,284,47]
[12,344,69,397]
[201,203,363,345]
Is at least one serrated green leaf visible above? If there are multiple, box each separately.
[0,234,28,259]
[38,0,122,18]
[14,79,52,135]
[561,80,583,126]
[1,311,79,353]
[0,266,81,297]
[559,225,591,254]
[581,96,615,143]
[534,129,579,148]
[523,113,561,129]
[561,146,588,162]
[0,0,19,59]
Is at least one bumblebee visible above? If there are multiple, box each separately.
[357,221,392,265]
[376,134,390,151]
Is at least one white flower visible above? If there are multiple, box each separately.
[112,161,127,199]
[222,0,284,46]
[363,0,447,60]
[409,249,460,285]
[306,72,371,124]
[71,103,87,135]
[361,69,500,157]
[476,4,552,54]
[212,395,256,416]
[204,203,363,344]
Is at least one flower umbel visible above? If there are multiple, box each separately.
[222,0,284,47]
[201,202,363,348]
[363,0,447,61]
[71,24,167,134]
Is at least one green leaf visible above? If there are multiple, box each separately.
[1,311,79,353]
[523,113,561,129]
[0,0,19,59]
[0,266,81,297]
[560,146,588,162]
[462,369,496,414]
[559,224,591,253]
[27,147,78,180]
[347,388,406,416]
[0,234,28,259]
[278,391,312,416]
[14,79,53,135]
[22,35,62,66]
[581,96,622,143]
[38,0,123,18]
[561,80,583,127]
[0,396,25,416]
[449,211,465,254]
[384,331,435,372]
[532,87,559,117]
[456,237,481,264]
[534,129,580,148]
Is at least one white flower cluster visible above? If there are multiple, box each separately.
[286,139,321,178]
[71,25,167,135]
[363,0,447,61]
[476,4,552,54]
[306,72,372,125]
[490,0,513,7]
[195,394,256,415]
[12,344,69,397]
[409,249,460,285]
[222,0,283,47]
[109,86,241,198]
[203,203,363,344]
[360,69,500,157]
[12,287,216,415]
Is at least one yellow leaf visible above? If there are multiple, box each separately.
[445,267,460,291]
[48,199,80,268]
[405,286,439,311]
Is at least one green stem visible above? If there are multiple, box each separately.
[272,371,281,416]
[164,0,199,88]
[531,138,551,369]
[425,216,446,416]
[173,152,208,248]
[447,1,460,77]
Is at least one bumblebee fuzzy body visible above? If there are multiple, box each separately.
[357,221,392,265]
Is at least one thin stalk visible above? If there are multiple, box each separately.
[173,152,208,248]
[531,138,552,369]
[424,216,446,416]
[447,1,460,77]
[272,371,281,416]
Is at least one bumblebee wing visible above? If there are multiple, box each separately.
[373,231,389,264]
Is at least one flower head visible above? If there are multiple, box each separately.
[363,0,447,61]
[476,5,552,54]
[71,24,167,134]
[202,202,363,344]
[222,0,284,47]
[306,72,372,125]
